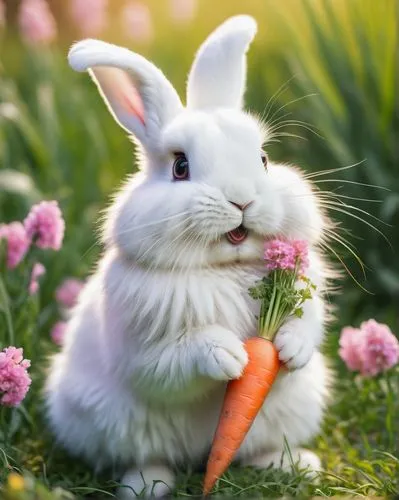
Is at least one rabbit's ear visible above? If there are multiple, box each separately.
[187,15,257,110]
[68,39,183,152]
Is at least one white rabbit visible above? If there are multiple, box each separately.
[45,15,331,498]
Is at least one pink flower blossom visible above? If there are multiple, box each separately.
[0,346,31,407]
[264,238,309,274]
[121,2,153,44]
[169,0,197,25]
[29,262,46,295]
[50,321,67,346]
[24,200,65,250]
[292,239,310,272]
[0,222,31,269]
[0,0,5,28]
[18,0,57,45]
[69,0,108,37]
[339,320,399,376]
[359,320,399,376]
[56,278,84,308]
[338,326,364,371]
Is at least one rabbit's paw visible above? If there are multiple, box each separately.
[198,326,248,381]
[274,320,314,370]
[242,448,321,479]
[118,465,175,498]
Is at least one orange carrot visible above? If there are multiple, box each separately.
[203,337,281,495]
[203,238,314,494]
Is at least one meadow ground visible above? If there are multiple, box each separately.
[1,0,398,498]
[1,347,398,498]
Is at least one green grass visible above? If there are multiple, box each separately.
[1,1,398,498]
[1,359,398,498]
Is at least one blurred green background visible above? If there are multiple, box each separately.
[0,2,398,497]
[1,0,398,330]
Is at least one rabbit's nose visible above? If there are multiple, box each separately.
[228,201,254,211]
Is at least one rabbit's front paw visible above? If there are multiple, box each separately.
[198,326,248,381]
[274,320,314,370]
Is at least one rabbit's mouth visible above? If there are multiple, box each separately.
[226,224,248,245]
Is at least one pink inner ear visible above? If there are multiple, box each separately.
[92,67,145,126]
[118,85,145,125]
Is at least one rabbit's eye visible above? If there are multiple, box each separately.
[173,153,190,181]
[261,152,268,170]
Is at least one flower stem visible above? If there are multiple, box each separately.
[385,371,394,450]
[0,275,14,345]
[260,274,277,340]
[0,407,9,447]
[268,291,282,338]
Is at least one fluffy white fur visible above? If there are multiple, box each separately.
[46,16,331,498]
[187,15,256,109]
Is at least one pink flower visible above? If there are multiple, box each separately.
[56,278,84,308]
[339,326,364,371]
[18,0,57,45]
[0,222,31,269]
[69,0,108,37]
[292,239,310,272]
[359,320,399,376]
[0,0,5,28]
[24,201,65,250]
[339,320,399,376]
[264,238,309,274]
[29,262,46,295]
[50,321,67,346]
[121,2,153,44]
[0,346,31,407]
[169,0,197,25]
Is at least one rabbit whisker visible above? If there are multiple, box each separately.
[315,191,383,203]
[318,198,389,226]
[268,131,308,142]
[264,111,292,130]
[318,240,371,294]
[260,75,297,123]
[267,121,323,140]
[303,160,367,179]
[265,92,319,126]
[311,179,390,191]
[318,201,391,246]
